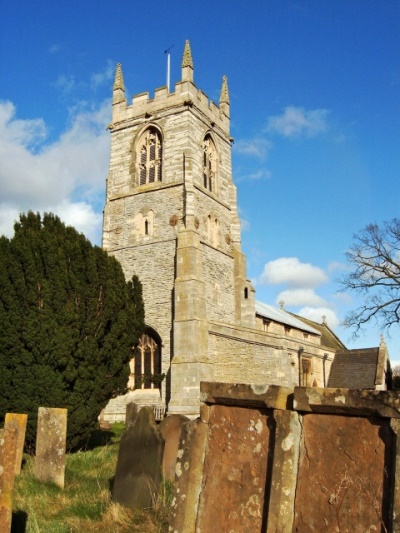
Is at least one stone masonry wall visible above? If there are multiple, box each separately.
[202,245,235,323]
[170,383,400,533]
[110,238,176,403]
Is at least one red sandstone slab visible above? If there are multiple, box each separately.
[293,413,392,532]
[196,404,272,532]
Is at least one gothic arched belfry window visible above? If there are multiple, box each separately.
[137,127,162,186]
[203,134,217,193]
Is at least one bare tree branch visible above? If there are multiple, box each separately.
[339,218,400,337]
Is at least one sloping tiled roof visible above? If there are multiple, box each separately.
[328,348,379,389]
[288,313,347,352]
[255,301,320,335]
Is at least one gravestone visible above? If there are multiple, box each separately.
[159,414,188,482]
[34,407,67,488]
[113,406,165,510]
[5,413,27,475]
[0,425,18,533]
[125,402,139,429]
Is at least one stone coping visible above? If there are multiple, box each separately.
[200,382,294,411]
[200,382,400,418]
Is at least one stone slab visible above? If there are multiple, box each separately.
[34,407,67,488]
[267,410,300,533]
[125,402,139,429]
[195,404,273,533]
[5,413,27,475]
[390,418,400,530]
[200,381,294,411]
[293,413,392,532]
[169,419,209,533]
[294,386,400,418]
[0,426,18,533]
[112,407,164,511]
[158,414,189,482]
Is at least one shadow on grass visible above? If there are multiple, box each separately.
[81,422,126,451]
[84,429,114,450]
[11,510,28,533]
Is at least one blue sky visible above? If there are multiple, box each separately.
[0,1,399,360]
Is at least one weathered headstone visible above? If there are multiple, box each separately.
[125,402,139,430]
[113,406,165,510]
[34,407,67,488]
[4,413,27,475]
[0,425,18,533]
[159,414,188,482]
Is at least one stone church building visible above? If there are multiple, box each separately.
[102,41,389,420]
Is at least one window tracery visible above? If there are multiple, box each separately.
[137,127,162,186]
[203,135,217,193]
[132,331,162,389]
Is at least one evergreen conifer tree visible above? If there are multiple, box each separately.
[0,212,145,449]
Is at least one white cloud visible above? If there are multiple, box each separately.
[234,138,271,160]
[0,204,20,238]
[0,101,47,148]
[54,74,77,95]
[235,167,271,182]
[240,218,250,232]
[50,200,103,243]
[259,257,328,288]
[0,99,110,244]
[246,169,271,181]
[333,292,352,305]
[266,106,329,137]
[90,61,114,90]
[297,306,340,329]
[276,288,327,307]
[327,260,348,273]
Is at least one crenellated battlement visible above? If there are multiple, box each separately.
[110,40,230,135]
[111,82,230,135]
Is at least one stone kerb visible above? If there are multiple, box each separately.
[34,407,67,489]
[0,425,18,533]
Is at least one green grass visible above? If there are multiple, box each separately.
[12,424,172,533]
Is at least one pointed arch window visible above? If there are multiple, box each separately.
[133,331,162,389]
[301,357,312,387]
[138,127,162,186]
[203,134,217,193]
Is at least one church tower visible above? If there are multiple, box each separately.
[103,41,255,417]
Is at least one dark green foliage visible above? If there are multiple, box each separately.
[0,212,145,449]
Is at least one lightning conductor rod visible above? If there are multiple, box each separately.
[164,44,174,93]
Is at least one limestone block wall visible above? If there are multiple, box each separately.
[208,322,295,387]
[110,238,176,403]
[255,314,320,344]
[104,184,184,250]
[170,382,400,533]
[202,246,235,323]
[194,190,234,254]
